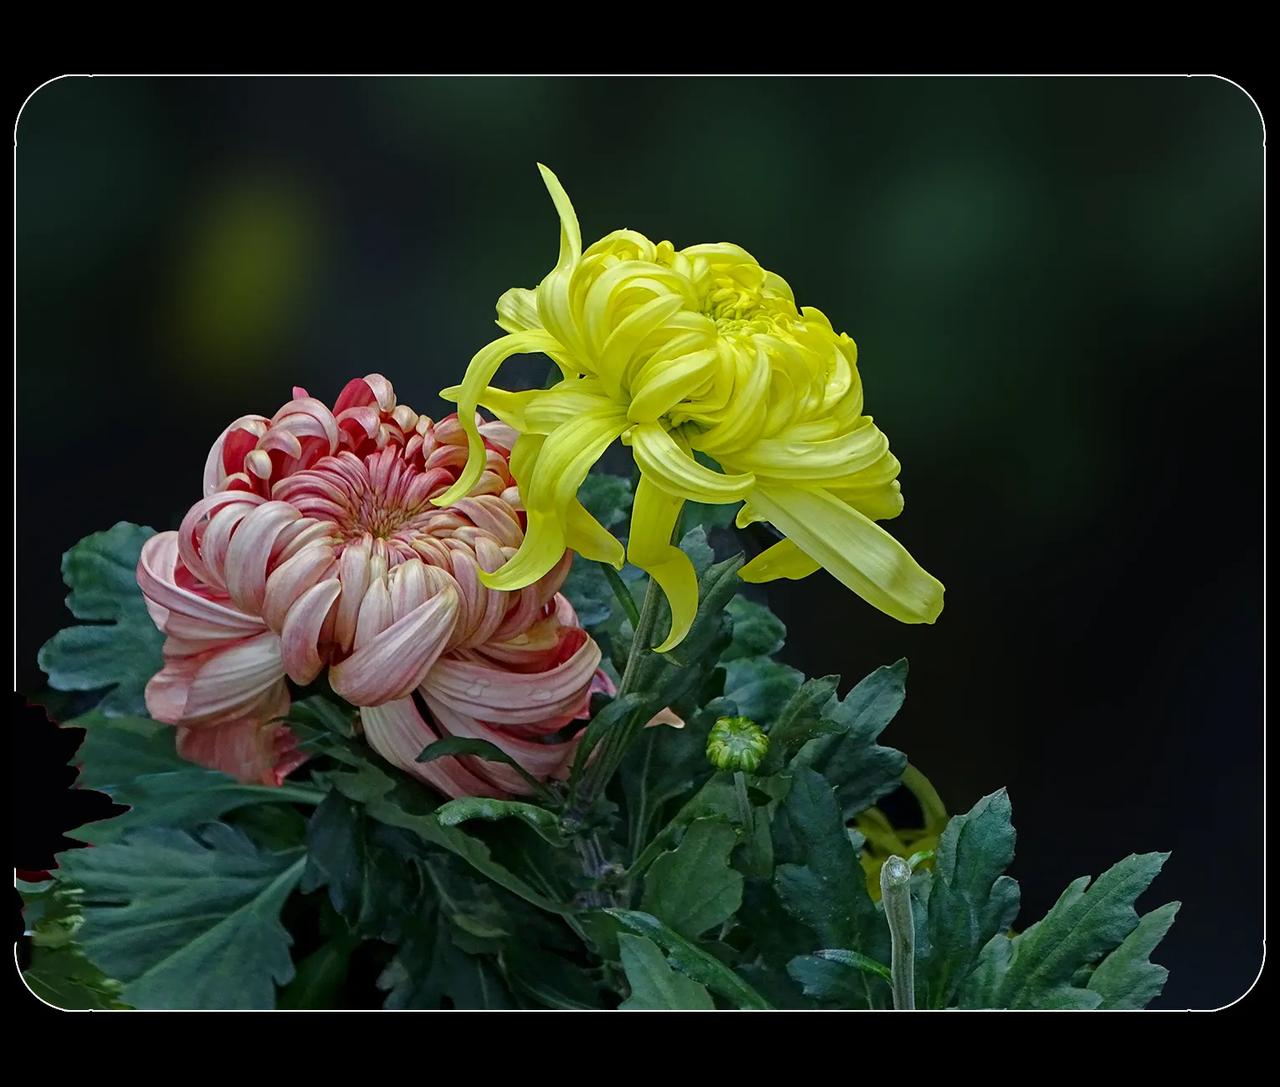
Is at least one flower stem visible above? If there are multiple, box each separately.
[733,771,754,837]
[879,855,916,1010]
[575,575,663,805]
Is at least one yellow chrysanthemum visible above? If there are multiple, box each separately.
[435,165,944,651]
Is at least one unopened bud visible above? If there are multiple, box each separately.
[706,716,769,773]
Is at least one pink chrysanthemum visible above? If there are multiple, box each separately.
[136,374,608,798]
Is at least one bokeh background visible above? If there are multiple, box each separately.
[15,77,1263,1009]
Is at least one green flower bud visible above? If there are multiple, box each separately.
[706,716,769,773]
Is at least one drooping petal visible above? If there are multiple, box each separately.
[630,423,755,504]
[173,685,303,786]
[329,585,460,705]
[745,484,944,624]
[626,476,698,653]
[738,537,822,582]
[422,627,601,726]
[360,699,503,799]
[145,632,288,727]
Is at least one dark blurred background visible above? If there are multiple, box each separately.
[14,77,1263,1009]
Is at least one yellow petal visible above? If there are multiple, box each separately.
[739,538,821,582]
[479,509,567,591]
[537,163,582,267]
[496,287,541,333]
[630,423,755,504]
[566,500,625,568]
[482,409,629,589]
[731,418,889,482]
[627,349,719,423]
[628,477,698,652]
[746,484,944,624]
[433,329,561,507]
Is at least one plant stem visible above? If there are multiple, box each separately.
[575,575,663,804]
[879,855,916,1010]
[733,771,754,837]
[599,563,641,629]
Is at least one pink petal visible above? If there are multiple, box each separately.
[359,700,501,799]
[329,586,459,706]
[280,578,342,684]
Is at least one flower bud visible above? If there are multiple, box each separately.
[706,715,769,773]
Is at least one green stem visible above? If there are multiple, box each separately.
[575,576,663,804]
[879,855,916,1010]
[733,771,754,837]
[599,563,641,629]
[270,784,327,806]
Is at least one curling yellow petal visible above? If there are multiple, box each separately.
[537,163,582,267]
[496,287,542,333]
[479,410,627,589]
[566,500,625,568]
[628,477,698,653]
[480,508,567,591]
[630,423,755,504]
[730,418,890,483]
[739,538,821,582]
[433,329,562,507]
[746,484,944,624]
[440,384,540,433]
[628,349,719,424]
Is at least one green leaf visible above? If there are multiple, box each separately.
[578,471,633,530]
[606,909,771,1009]
[418,735,552,799]
[915,789,1021,1008]
[1086,901,1180,1009]
[788,948,892,1003]
[960,852,1172,1009]
[760,675,842,772]
[301,792,424,941]
[618,934,715,1009]
[722,657,805,728]
[65,712,317,844]
[773,766,891,1007]
[19,880,131,1009]
[276,936,359,1010]
[57,823,305,1009]
[793,660,909,817]
[37,523,164,716]
[435,797,568,847]
[723,596,786,662]
[378,917,514,1009]
[641,817,744,940]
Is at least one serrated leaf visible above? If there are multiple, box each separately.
[19,880,131,1009]
[1086,901,1180,1009]
[65,712,313,844]
[435,797,567,847]
[57,824,305,1009]
[723,596,786,662]
[618,933,715,1009]
[787,948,892,1004]
[773,766,891,1007]
[578,471,633,530]
[37,523,164,716]
[760,675,842,772]
[301,792,424,941]
[916,789,1021,1008]
[793,661,909,817]
[960,852,1172,1009]
[722,657,805,727]
[378,916,514,1010]
[606,909,771,1009]
[641,817,743,940]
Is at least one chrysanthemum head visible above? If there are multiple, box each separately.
[436,166,944,652]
